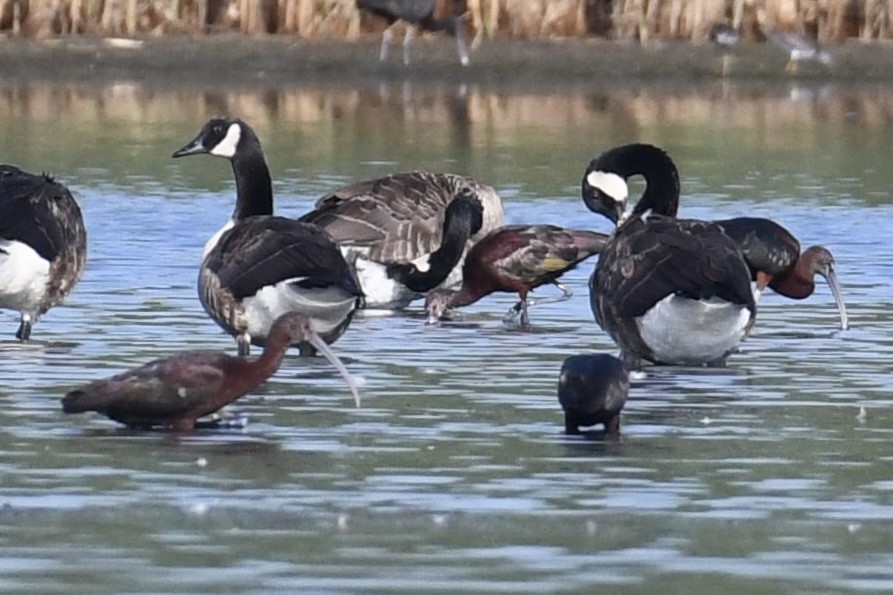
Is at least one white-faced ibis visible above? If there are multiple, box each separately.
[62,313,361,430]
[558,354,628,436]
[424,224,609,326]
[173,118,363,357]
[760,23,832,73]
[299,171,504,310]
[714,217,847,330]
[0,166,86,341]
[583,144,756,367]
[356,0,470,66]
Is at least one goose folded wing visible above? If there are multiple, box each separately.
[610,218,756,318]
[0,170,74,262]
[209,219,355,300]
[302,173,461,262]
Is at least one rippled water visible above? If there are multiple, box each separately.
[1,77,893,593]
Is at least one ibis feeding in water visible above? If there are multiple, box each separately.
[582,143,756,368]
[425,224,609,326]
[62,313,361,430]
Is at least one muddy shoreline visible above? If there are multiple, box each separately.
[2,34,893,87]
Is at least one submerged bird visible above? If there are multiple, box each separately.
[357,0,470,66]
[760,24,832,73]
[299,171,504,310]
[714,217,847,330]
[424,224,609,326]
[558,354,628,436]
[62,313,361,430]
[583,144,756,367]
[173,118,362,357]
[0,165,87,341]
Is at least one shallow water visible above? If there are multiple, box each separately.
[1,76,893,593]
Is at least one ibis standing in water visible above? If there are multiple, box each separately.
[424,224,609,326]
[62,313,361,430]
[714,217,847,330]
[173,117,363,357]
[356,0,470,66]
[558,354,628,436]
[0,165,86,341]
[582,144,756,367]
[300,171,504,310]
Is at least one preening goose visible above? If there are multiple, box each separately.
[300,171,504,310]
[582,143,848,333]
[0,165,86,341]
[173,117,362,356]
[583,144,756,367]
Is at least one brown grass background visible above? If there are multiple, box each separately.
[2,0,891,44]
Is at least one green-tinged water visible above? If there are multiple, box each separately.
[1,76,892,593]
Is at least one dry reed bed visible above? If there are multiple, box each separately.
[2,0,892,42]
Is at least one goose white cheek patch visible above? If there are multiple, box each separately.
[210,123,242,158]
[586,171,629,204]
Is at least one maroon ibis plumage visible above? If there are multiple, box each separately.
[425,224,609,326]
[62,313,361,430]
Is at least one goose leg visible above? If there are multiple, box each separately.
[237,333,251,357]
[402,24,416,65]
[15,313,32,341]
[380,26,393,62]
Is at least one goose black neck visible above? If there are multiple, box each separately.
[387,203,479,293]
[230,148,273,221]
[611,144,680,217]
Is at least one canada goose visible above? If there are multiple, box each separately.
[425,224,609,326]
[0,165,86,341]
[356,0,470,66]
[172,117,362,356]
[300,171,504,310]
[582,144,756,367]
[582,143,847,334]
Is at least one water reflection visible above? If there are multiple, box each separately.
[0,78,892,592]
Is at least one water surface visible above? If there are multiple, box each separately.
[1,77,892,593]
